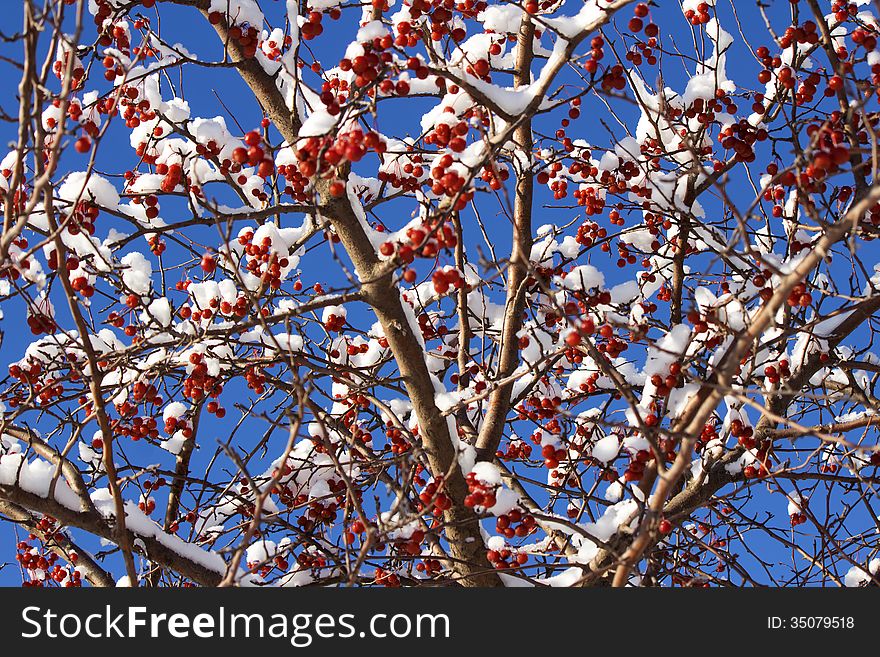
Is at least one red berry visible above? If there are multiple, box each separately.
[200,254,216,273]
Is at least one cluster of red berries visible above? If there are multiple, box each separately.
[832,1,860,23]
[52,47,85,90]
[573,371,602,394]
[138,492,157,515]
[113,85,152,132]
[294,550,327,572]
[522,0,560,13]
[386,528,426,557]
[575,221,609,254]
[563,318,597,349]
[850,26,879,52]
[0,176,28,218]
[515,393,562,425]
[128,192,161,228]
[747,267,775,302]
[627,3,657,35]
[426,155,472,208]
[49,253,92,293]
[684,2,713,25]
[319,76,357,116]
[650,362,684,398]
[329,392,373,445]
[100,20,143,83]
[742,461,769,479]
[90,0,153,33]
[392,16,423,50]
[818,451,840,474]
[275,159,312,202]
[790,71,829,106]
[301,10,332,41]
[5,361,60,411]
[341,43,398,94]
[497,438,532,461]
[591,163,640,205]
[430,267,464,295]
[16,519,83,587]
[416,558,443,575]
[271,481,304,510]
[249,552,289,578]
[654,437,681,465]
[623,449,652,482]
[494,510,536,539]
[683,92,733,125]
[17,545,82,587]
[384,423,411,455]
[381,220,458,276]
[61,201,100,237]
[343,518,369,547]
[626,35,659,67]
[549,176,573,200]
[296,494,344,532]
[780,21,820,50]
[162,413,189,438]
[377,150,427,192]
[183,352,223,403]
[261,31,294,61]
[479,160,510,190]
[103,415,159,445]
[805,125,851,180]
[244,365,267,395]
[238,231,291,290]
[684,308,714,334]
[463,472,497,509]
[295,128,385,185]
[8,361,43,387]
[232,129,275,179]
[695,422,719,453]
[486,546,528,570]
[323,311,346,333]
[595,324,629,359]
[583,35,606,74]
[417,478,453,517]
[763,359,791,385]
[730,418,756,450]
[27,311,57,336]
[208,12,260,59]
[718,118,768,164]
[374,568,401,587]
[539,443,568,470]
[600,64,627,92]
[461,52,494,79]
[431,0,481,41]
[426,118,471,153]
[416,314,448,348]
[29,370,65,407]
[787,282,812,308]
